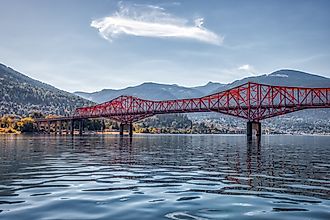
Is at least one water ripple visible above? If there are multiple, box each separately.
[0,135,329,220]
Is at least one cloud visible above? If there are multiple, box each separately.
[91,3,223,45]
[238,64,257,74]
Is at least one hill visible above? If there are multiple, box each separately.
[0,63,92,116]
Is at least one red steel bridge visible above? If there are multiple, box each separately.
[37,82,330,136]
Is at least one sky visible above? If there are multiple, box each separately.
[0,0,330,92]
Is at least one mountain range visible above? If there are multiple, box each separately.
[75,69,330,103]
[75,81,224,103]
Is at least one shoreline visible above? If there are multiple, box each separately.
[1,132,330,136]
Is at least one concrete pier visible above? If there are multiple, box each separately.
[66,121,70,135]
[59,121,62,135]
[54,121,57,134]
[119,123,124,136]
[79,120,83,136]
[47,121,51,134]
[129,123,133,137]
[36,122,40,133]
[70,120,74,136]
[102,120,105,133]
[247,121,261,137]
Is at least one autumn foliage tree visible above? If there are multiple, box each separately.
[0,116,35,133]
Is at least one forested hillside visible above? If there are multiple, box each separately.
[0,63,92,116]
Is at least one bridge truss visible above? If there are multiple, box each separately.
[73,82,330,124]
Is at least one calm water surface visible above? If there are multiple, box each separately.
[0,134,329,220]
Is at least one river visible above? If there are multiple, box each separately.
[0,134,329,219]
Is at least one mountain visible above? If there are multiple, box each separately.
[75,69,330,103]
[211,69,330,93]
[75,82,207,103]
[75,82,225,103]
[192,82,225,94]
[0,63,92,116]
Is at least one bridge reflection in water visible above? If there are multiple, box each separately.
[36,82,330,137]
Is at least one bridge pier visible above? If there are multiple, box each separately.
[118,123,134,136]
[247,121,261,137]
[102,120,105,133]
[79,120,83,136]
[59,121,62,135]
[65,120,69,135]
[129,123,133,137]
[119,123,124,136]
[70,120,74,136]
[54,121,58,135]
[36,122,40,133]
[47,121,51,134]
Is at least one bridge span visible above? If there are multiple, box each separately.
[36,82,330,137]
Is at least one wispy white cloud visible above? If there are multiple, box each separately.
[91,3,223,45]
[238,64,257,74]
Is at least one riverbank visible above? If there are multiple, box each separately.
[0,127,20,134]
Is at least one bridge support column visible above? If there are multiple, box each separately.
[247,121,261,137]
[54,121,58,135]
[59,121,62,135]
[47,121,51,134]
[79,120,83,136]
[102,120,105,133]
[119,123,124,136]
[36,122,40,133]
[66,121,69,135]
[129,123,133,137]
[71,120,74,136]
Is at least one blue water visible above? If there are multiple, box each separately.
[0,134,329,219]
